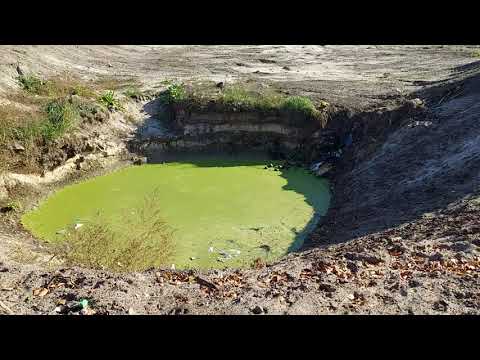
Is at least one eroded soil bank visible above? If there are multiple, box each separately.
[1,46,479,315]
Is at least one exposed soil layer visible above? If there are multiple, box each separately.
[1,46,480,315]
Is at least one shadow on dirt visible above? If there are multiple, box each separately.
[311,70,480,246]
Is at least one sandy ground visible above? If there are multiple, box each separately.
[0,45,479,315]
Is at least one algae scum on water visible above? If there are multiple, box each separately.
[22,154,330,271]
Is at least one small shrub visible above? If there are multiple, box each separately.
[124,87,143,99]
[18,74,45,94]
[281,96,320,117]
[98,90,123,111]
[159,83,187,105]
[471,50,480,57]
[41,99,78,142]
[52,190,175,272]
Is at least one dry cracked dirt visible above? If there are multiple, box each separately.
[0,45,479,315]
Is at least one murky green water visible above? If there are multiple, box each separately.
[22,154,330,269]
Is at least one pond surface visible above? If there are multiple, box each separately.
[22,153,330,270]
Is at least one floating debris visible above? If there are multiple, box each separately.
[258,244,271,252]
[74,223,83,230]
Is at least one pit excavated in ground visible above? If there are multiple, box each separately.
[0,46,479,315]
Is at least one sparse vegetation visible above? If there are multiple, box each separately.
[281,96,320,117]
[159,83,187,105]
[41,99,79,141]
[1,72,123,173]
[18,74,45,94]
[98,90,123,111]
[124,87,143,100]
[52,191,175,272]
[159,81,325,119]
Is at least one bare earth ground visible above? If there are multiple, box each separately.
[0,45,479,315]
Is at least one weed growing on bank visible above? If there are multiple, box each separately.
[52,191,175,272]
[159,81,325,119]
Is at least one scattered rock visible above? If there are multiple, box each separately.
[12,142,25,152]
[282,66,291,71]
[433,300,448,312]
[449,242,471,252]
[195,276,218,291]
[318,283,336,293]
[251,305,264,314]
[259,59,276,64]
[0,205,15,213]
[344,252,383,265]
[132,156,147,165]
[428,253,443,262]
[408,279,421,288]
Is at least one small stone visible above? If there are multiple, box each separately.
[251,305,263,314]
[74,223,83,230]
[190,257,196,261]
[128,308,137,315]
[408,279,421,288]
[282,66,291,71]
[428,253,443,262]
[171,264,176,270]
[132,157,147,165]
[12,142,25,152]
[433,300,448,312]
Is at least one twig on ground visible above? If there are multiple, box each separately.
[0,300,14,314]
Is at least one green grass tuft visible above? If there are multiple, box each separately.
[98,90,123,111]
[18,74,45,94]
[159,83,187,105]
[281,96,320,117]
[124,87,143,100]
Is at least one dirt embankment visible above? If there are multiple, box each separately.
[0,46,479,315]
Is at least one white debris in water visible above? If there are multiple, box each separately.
[218,250,233,260]
[171,264,176,270]
[310,162,323,172]
[208,247,214,253]
[190,257,196,261]
[74,223,83,230]
[229,249,241,256]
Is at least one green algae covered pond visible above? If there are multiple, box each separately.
[22,153,330,270]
